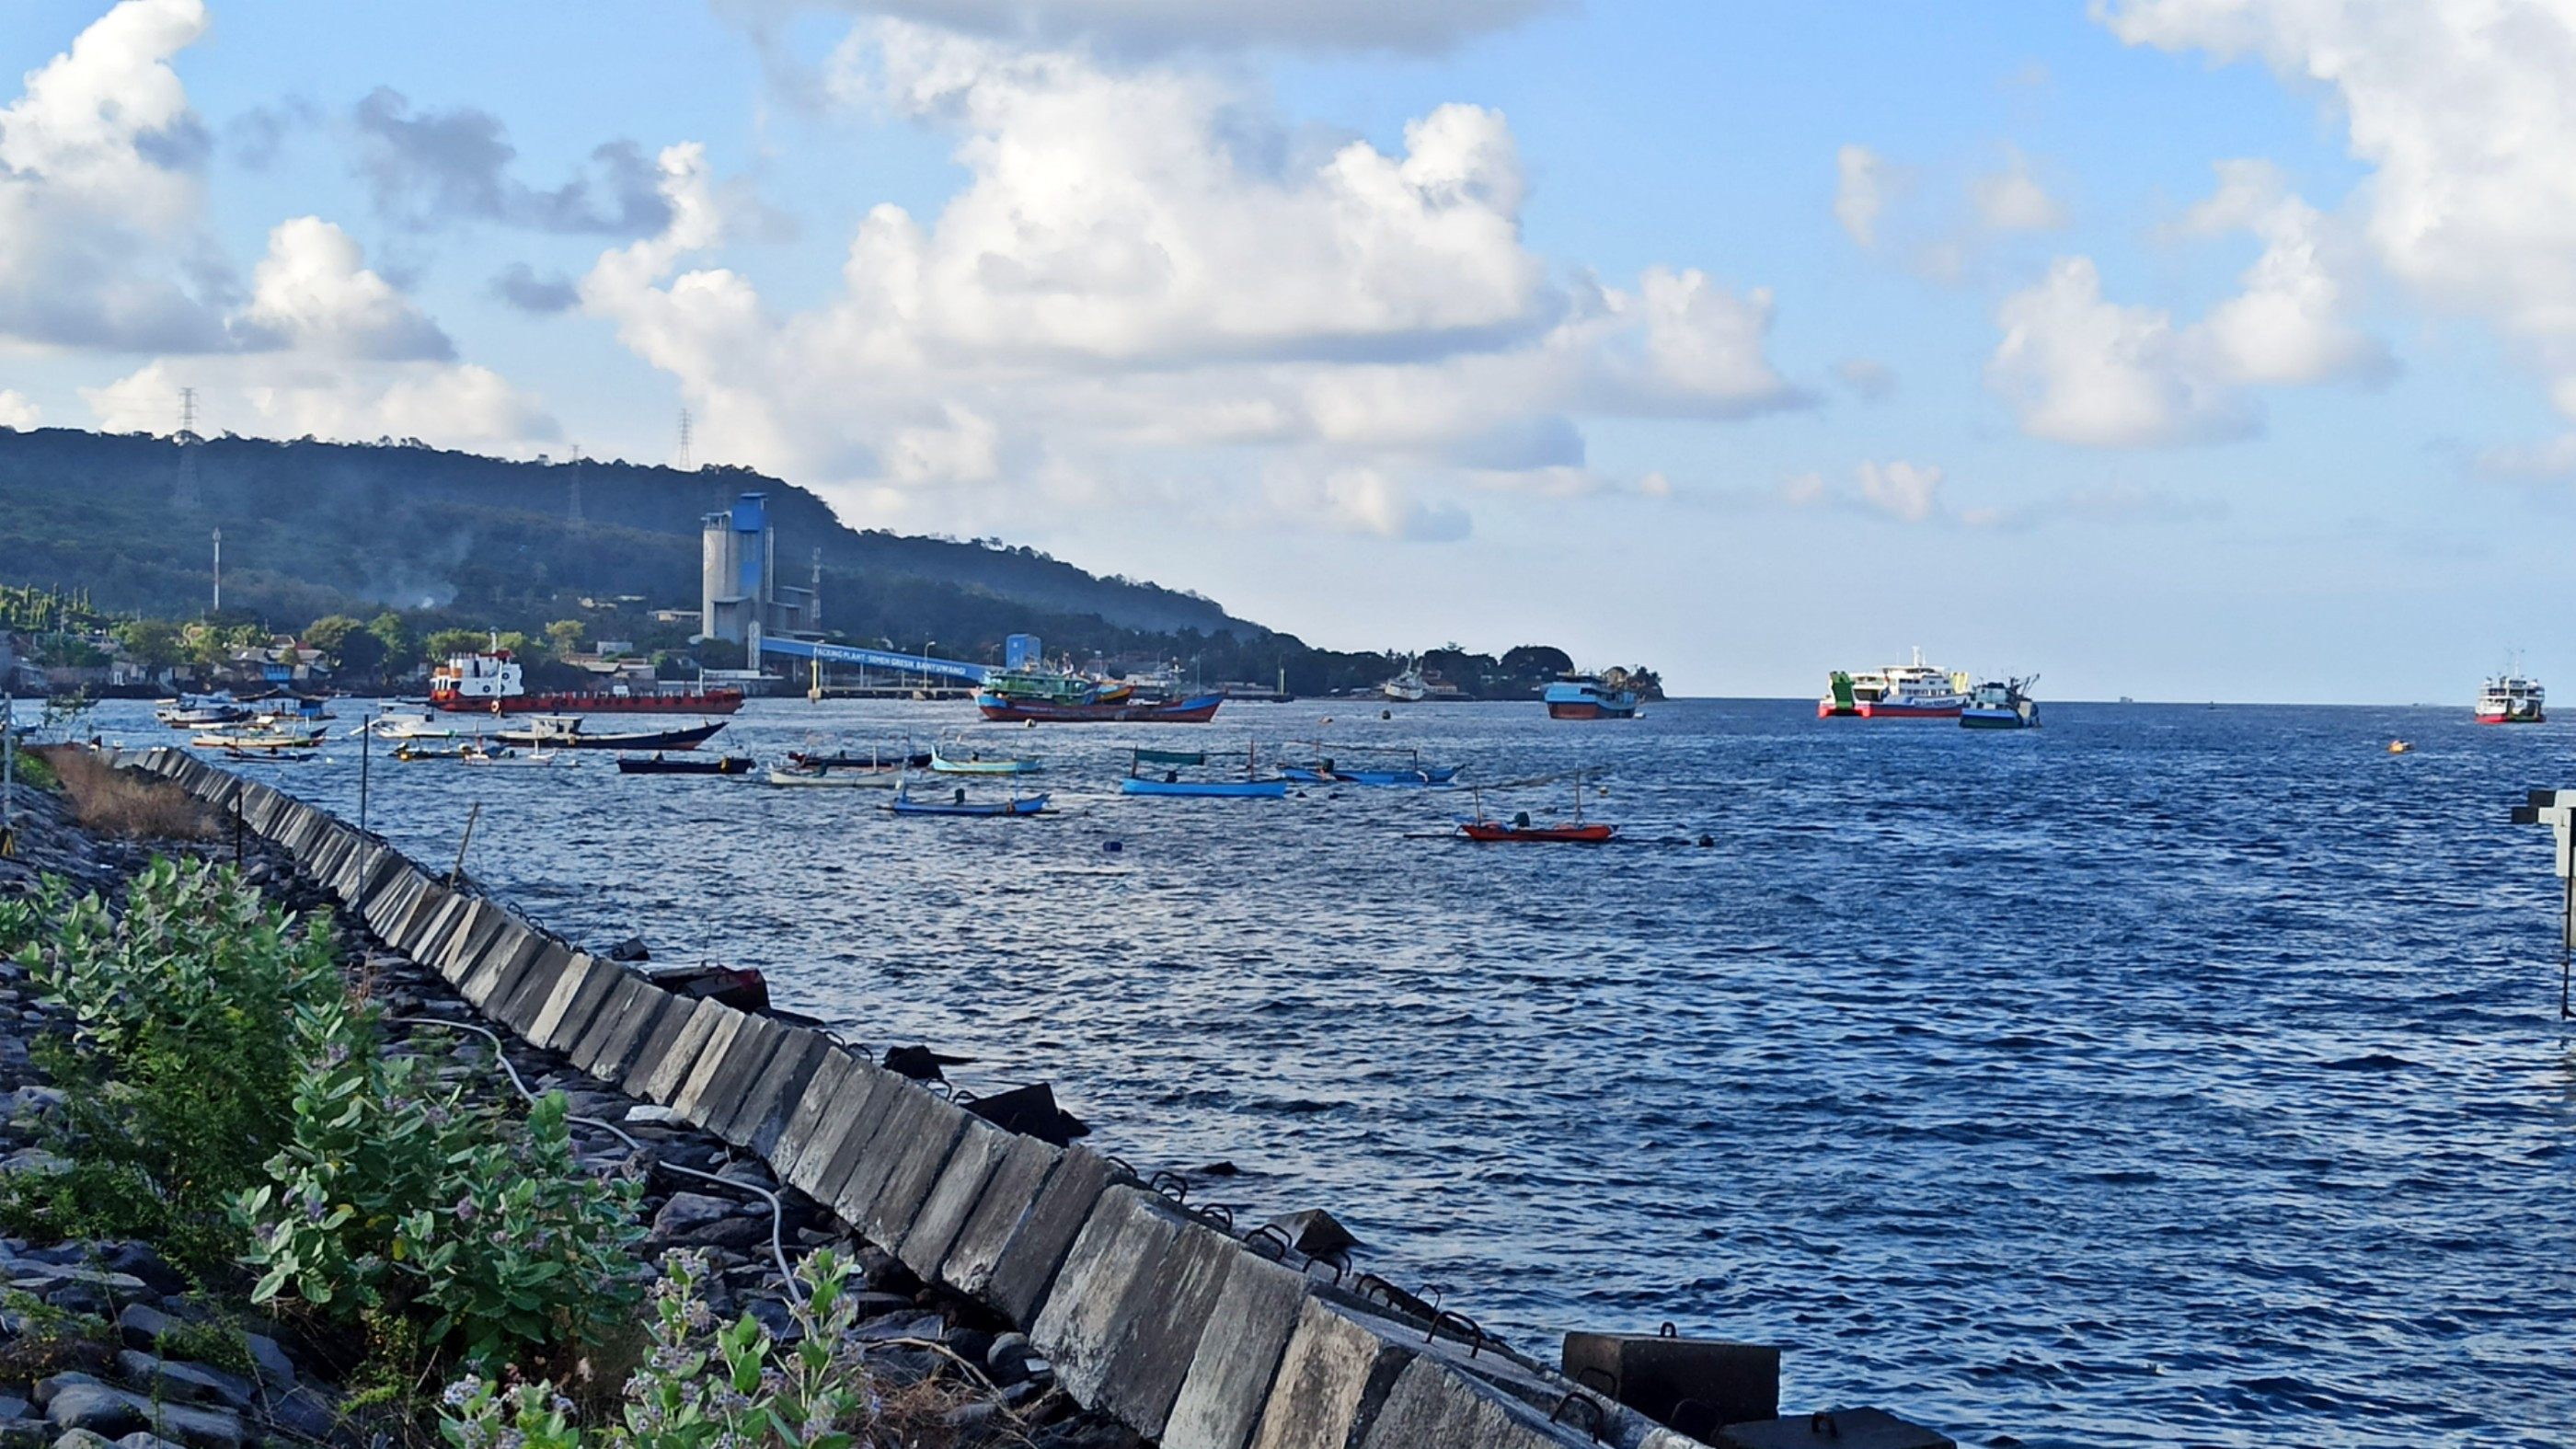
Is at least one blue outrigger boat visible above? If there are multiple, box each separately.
[1279,744,1459,787]
[883,781,1050,816]
[1121,745,1288,799]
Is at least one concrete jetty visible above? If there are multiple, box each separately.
[105,746,1956,1449]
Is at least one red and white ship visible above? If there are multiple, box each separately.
[1819,648,1972,719]
[2476,673,2545,724]
[429,650,743,715]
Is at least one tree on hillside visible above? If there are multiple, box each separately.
[1500,645,1574,678]
[422,628,487,661]
[308,614,391,676]
[367,612,416,674]
[545,619,584,657]
[113,619,185,672]
[303,615,360,659]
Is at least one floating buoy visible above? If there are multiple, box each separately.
[1381,709,1392,719]
[1103,840,1123,853]
[2387,740,2412,754]
[1696,834,1714,848]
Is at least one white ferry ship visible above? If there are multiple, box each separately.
[2477,673,2545,724]
[1820,648,1972,719]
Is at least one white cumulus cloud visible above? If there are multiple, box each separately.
[84,220,551,447]
[1856,459,1943,522]
[754,0,1563,55]
[0,0,227,351]
[1834,144,1888,247]
[1988,256,2253,447]
[1988,161,2386,448]
[1971,144,2065,232]
[2100,0,2576,423]
[582,22,1800,541]
[0,391,40,430]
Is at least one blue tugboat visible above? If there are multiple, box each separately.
[1960,676,2040,730]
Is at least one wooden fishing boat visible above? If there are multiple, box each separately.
[1457,818,1616,843]
[929,744,1042,775]
[884,783,1050,816]
[1120,745,1287,798]
[460,742,579,767]
[192,728,324,751]
[1279,744,1459,786]
[788,749,929,771]
[616,754,757,776]
[765,765,899,788]
[1457,770,1616,843]
[492,715,726,751]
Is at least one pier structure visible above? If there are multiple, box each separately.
[100,747,1959,1449]
[2511,788,2576,1018]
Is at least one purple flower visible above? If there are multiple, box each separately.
[454,1196,478,1223]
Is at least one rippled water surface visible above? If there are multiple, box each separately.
[107,697,2576,1446]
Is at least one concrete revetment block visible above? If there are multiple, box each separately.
[585,986,677,1085]
[1717,1409,1953,1449]
[896,1116,1010,1282]
[393,885,453,955]
[403,894,464,962]
[1094,1219,1250,1439]
[437,905,500,983]
[491,942,575,1033]
[379,874,436,939]
[1246,1300,1415,1449]
[668,1009,764,1126]
[825,1082,942,1225]
[728,1030,831,1155]
[636,1000,735,1105]
[1163,1251,1313,1449]
[567,977,655,1075]
[1560,1331,1777,1432]
[1356,1358,1597,1449]
[612,991,704,1097]
[523,955,603,1049]
[765,1049,858,1182]
[852,1093,970,1248]
[983,1146,1121,1329]
[1029,1186,1188,1408]
[692,1017,791,1139]
[535,957,626,1056]
[461,926,545,1010]
[779,1065,899,1199]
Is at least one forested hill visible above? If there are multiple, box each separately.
[0,428,1259,650]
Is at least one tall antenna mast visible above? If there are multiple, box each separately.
[211,527,222,615]
[677,408,693,471]
[178,386,197,438]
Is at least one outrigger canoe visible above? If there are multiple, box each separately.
[616,754,757,776]
[884,784,1050,816]
[929,747,1042,775]
[1456,818,1615,843]
[1119,745,1287,798]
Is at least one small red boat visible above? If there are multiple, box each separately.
[1458,819,1616,843]
[1457,770,1616,843]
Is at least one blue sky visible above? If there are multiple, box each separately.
[6,0,2575,702]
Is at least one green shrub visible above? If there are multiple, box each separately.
[2,861,340,1264]
[244,1001,645,1367]
[438,1249,874,1449]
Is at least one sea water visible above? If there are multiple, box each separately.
[98,698,2576,1447]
